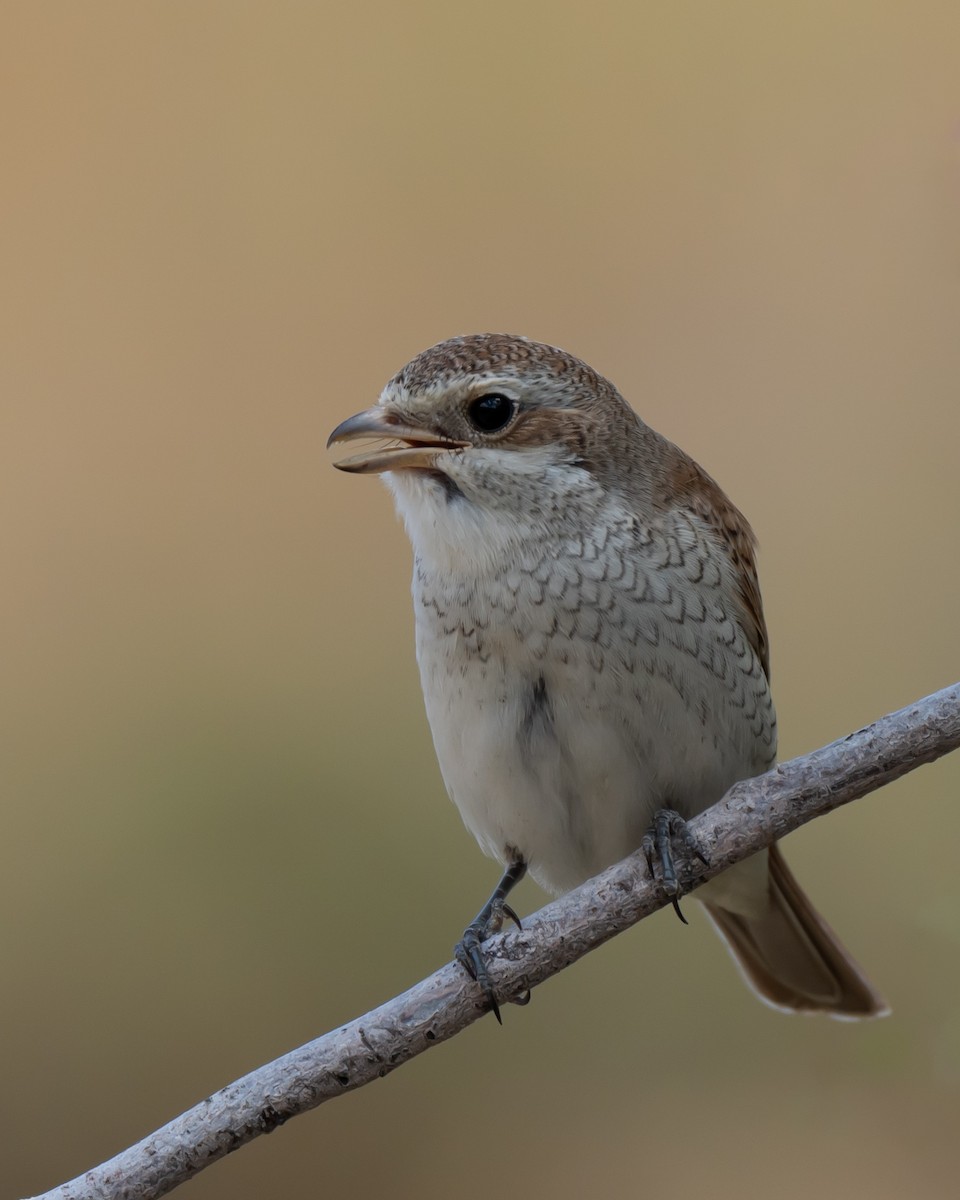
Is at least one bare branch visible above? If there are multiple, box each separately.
[27,683,960,1200]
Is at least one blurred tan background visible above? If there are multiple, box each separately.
[3,3,960,1197]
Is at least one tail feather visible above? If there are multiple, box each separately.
[702,845,889,1019]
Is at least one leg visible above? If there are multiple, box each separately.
[455,857,527,1023]
[641,809,710,923]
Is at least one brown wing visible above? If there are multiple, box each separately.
[664,447,770,680]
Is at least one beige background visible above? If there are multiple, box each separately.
[3,3,960,1197]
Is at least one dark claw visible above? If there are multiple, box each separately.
[454,859,527,1023]
[642,808,708,923]
[502,903,522,931]
[455,922,503,1023]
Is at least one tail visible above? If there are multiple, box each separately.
[702,845,889,1018]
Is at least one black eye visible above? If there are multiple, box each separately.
[466,393,516,434]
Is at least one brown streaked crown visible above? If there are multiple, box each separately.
[394,334,615,402]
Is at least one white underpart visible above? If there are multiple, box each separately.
[385,447,776,898]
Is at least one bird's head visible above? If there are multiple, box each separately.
[328,335,657,561]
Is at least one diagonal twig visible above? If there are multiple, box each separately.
[27,682,960,1200]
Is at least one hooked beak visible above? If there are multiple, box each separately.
[326,407,469,474]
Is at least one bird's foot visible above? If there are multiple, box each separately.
[454,858,528,1023]
[455,900,524,1023]
[641,808,711,924]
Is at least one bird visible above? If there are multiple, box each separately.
[327,332,887,1022]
